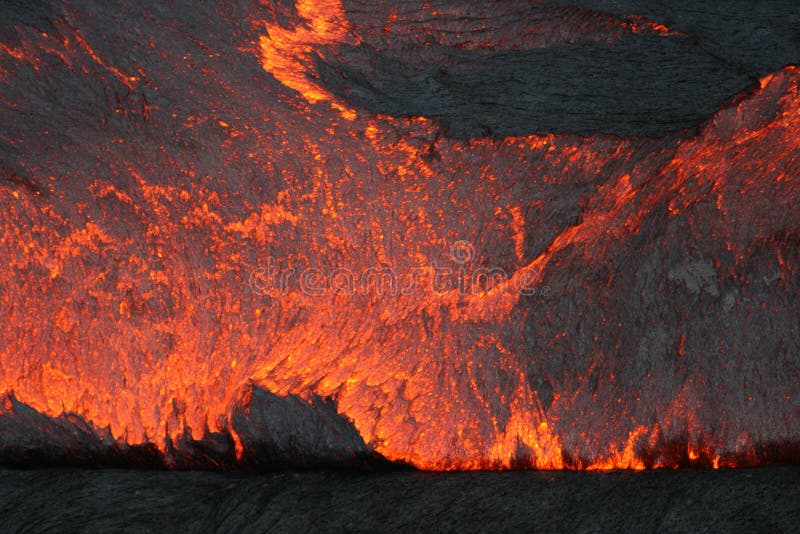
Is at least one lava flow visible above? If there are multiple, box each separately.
[0,0,798,470]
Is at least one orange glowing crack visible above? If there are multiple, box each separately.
[257,0,357,120]
[625,15,681,37]
[71,29,138,90]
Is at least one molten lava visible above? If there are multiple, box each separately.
[0,0,798,470]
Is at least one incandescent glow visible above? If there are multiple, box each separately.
[0,0,798,471]
[257,0,357,119]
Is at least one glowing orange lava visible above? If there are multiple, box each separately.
[257,0,357,119]
[0,0,798,471]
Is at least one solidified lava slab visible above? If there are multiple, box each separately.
[0,0,798,470]
[0,466,799,532]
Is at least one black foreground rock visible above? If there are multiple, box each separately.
[0,387,393,470]
[0,466,798,533]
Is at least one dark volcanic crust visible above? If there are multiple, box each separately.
[317,0,800,138]
[0,467,798,532]
[319,35,755,138]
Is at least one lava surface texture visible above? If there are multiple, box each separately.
[0,0,799,470]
